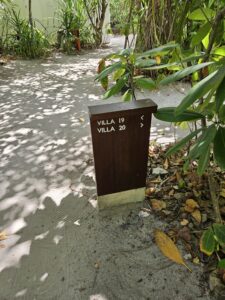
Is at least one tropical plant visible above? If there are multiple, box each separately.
[200,223,225,270]
[57,0,86,52]
[1,5,49,58]
[83,0,108,46]
[96,43,180,101]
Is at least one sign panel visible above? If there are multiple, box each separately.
[89,99,157,209]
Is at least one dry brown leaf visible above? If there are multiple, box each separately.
[193,257,200,264]
[163,158,169,170]
[151,199,166,211]
[154,229,191,271]
[0,232,7,241]
[180,219,189,226]
[178,227,191,242]
[169,189,174,196]
[145,187,155,196]
[191,209,201,223]
[184,199,199,213]
[0,244,6,249]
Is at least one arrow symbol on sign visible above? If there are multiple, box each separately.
[140,123,144,128]
[141,115,144,120]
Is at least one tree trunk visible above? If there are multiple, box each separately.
[28,0,33,28]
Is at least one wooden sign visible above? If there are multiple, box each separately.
[88,99,157,209]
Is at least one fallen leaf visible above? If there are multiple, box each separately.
[178,227,191,242]
[0,244,6,249]
[184,199,199,213]
[151,199,166,211]
[163,158,169,170]
[145,187,155,196]
[79,118,85,123]
[180,219,189,226]
[191,209,201,223]
[169,189,174,196]
[0,232,7,241]
[154,229,191,271]
[193,257,200,264]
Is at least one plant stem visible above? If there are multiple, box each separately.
[208,171,222,223]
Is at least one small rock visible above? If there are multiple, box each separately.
[201,213,208,223]
[184,254,192,260]
[138,211,150,218]
[174,193,183,200]
[152,167,168,175]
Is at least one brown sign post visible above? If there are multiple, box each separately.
[89,99,157,209]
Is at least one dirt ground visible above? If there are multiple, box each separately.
[0,36,212,300]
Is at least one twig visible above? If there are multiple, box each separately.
[208,171,222,223]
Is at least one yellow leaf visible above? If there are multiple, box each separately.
[155,56,161,64]
[151,199,166,211]
[154,229,191,272]
[0,232,7,241]
[191,209,201,223]
[184,199,199,213]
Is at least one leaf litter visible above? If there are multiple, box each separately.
[146,143,225,290]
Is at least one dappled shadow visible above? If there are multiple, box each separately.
[0,37,207,300]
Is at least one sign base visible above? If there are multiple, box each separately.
[98,187,145,210]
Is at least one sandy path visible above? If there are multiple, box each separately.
[0,37,211,300]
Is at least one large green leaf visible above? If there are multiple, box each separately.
[200,227,216,256]
[213,224,225,247]
[113,68,126,81]
[141,43,179,57]
[213,126,225,169]
[103,78,126,99]
[191,22,211,47]
[175,65,225,115]
[219,105,225,122]
[134,77,156,90]
[159,62,214,86]
[154,107,204,122]
[213,46,225,57]
[166,128,203,156]
[197,146,210,176]
[215,76,225,112]
[96,62,123,81]
[188,124,217,160]
[122,89,132,102]
[188,8,215,21]
[135,58,156,68]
